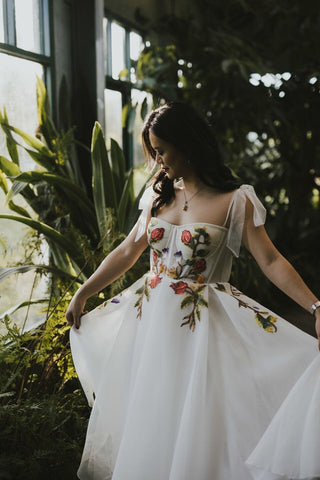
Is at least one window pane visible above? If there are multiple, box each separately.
[130,31,143,61]
[104,89,122,149]
[0,53,47,332]
[111,22,126,80]
[15,0,41,53]
[131,89,153,167]
[0,52,43,169]
[0,0,4,42]
[103,17,108,75]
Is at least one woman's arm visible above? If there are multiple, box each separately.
[66,220,149,329]
[242,199,320,349]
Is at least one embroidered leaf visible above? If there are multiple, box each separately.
[197,249,207,257]
[195,307,201,321]
[135,286,145,295]
[195,285,206,295]
[255,313,277,333]
[181,295,194,309]
[197,297,208,308]
[185,258,195,266]
[215,283,226,292]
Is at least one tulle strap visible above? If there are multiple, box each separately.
[135,186,154,242]
[225,184,266,258]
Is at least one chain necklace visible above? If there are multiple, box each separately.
[182,185,205,211]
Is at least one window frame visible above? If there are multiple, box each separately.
[0,0,53,113]
[104,11,146,169]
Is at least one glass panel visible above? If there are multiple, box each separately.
[130,32,143,83]
[104,89,123,149]
[103,17,108,75]
[0,53,47,332]
[15,0,41,53]
[0,0,4,43]
[0,52,43,169]
[131,89,153,167]
[111,22,126,80]
[130,31,143,61]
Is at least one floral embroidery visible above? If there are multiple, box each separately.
[150,227,165,243]
[181,230,192,244]
[97,295,122,309]
[168,227,210,281]
[170,281,208,331]
[150,274,162,289]
[214,283,278,333]
[134,277,150,319]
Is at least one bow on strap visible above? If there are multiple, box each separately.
[226,184,266,258]
[135,186,154,242]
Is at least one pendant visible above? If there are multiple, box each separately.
[183,201,188,211]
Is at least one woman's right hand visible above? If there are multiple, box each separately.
[65,292,87,329]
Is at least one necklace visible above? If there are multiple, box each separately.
[182,185,205,211]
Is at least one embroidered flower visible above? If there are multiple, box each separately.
[170,281,188,294]
[151,227,165,242]
[150,274,162,288]
[193,258,206,273]
[181,230,192,244]
[197,274,205,284]
[174,250,182,257]
[162,247,169,254]
[152,250,158,264]
[111,298,120,304]
[168,267,177,278]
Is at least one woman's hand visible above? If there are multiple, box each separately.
[65,292,87,330]
[315,310,320,350]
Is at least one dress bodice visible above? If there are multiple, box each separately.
[147,218,231,284]
[137,184,267,284]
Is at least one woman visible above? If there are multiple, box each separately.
[66,102,320,480]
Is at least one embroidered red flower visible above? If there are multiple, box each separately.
[151,227,165,241]
[152,250,158,264]
[193,258,206,273]
[181,230,192,244]
[170,281,188,294]
[150,274,162,288]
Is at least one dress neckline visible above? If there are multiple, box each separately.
[150,216,228,232]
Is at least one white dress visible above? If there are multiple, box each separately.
[70,185,320,480]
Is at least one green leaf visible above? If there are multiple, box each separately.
[0,264,77,284]
[197,297,208,308]
[181,295,194,309]
[117,169,134,232]
[0,299,48,320]
[0,214,81,263]
[0,170,8,194]
[215,283,226,292]
[0,108,19,165]
[7,200,31,218]
[140,96,148,120]
[36,76,57,150]
[91,122,117,238]
[4,125,55,160]
[122,104,130,128]
[110,138,126,197]
[9,171,97,234]
[0,155,21,176]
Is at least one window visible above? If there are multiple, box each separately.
[0,0,52,331]
[0,0,52,167]
[103,13,152,168]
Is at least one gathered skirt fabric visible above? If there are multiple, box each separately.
[70,275,320,480]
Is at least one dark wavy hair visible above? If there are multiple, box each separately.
[142,102,239,216]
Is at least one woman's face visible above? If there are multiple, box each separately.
[149,131,191,180]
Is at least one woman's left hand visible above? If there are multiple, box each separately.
[315,310,320,350]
